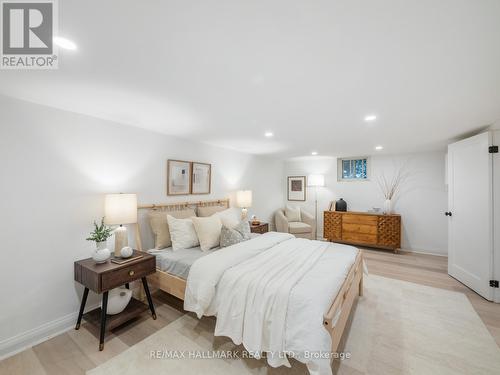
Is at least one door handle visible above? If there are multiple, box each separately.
[445,212,452,216]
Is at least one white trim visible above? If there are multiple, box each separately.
[0,303,99,361]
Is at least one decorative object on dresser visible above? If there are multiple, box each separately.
[236,190,252,220]
[324,211,401,253]
[86,218,112,263]
[335,198,347,212]
[167,159,191,195]
[376,163,407,214]
[275,207,316,240]
[74,250,157,351]
[308,174,325,239]
[104,193,138,257]
[287,176,306,201]
[191,162,211,194]
[249,221,269,234]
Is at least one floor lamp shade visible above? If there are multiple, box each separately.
[308,174,325,187]
[104,194,137,256]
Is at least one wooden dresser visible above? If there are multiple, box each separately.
[324,211,401,252]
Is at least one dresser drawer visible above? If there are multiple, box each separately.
[101,257,155,291]
[342,214,378,225]
[342,223,377,235]
[342,231,377,245]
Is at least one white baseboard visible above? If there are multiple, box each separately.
[0,303,99,361]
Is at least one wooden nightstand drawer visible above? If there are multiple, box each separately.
[101,257,155,291]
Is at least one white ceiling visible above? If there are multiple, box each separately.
[1,0,500,158]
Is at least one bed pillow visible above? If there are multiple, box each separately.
[167,215,200,251]
[191,216,222,251]
[197,205,226,217]
[214,208,240,229]
[235,220,251,240]
[220,226,244,248]
[148,208,196,249]
[285,206,301,222]
[220,221,252,247]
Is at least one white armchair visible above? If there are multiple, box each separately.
[274,208,316,240]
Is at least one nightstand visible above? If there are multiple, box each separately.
[250,222,269,234]
[74,250,156,350]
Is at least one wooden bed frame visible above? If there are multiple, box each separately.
[136,198,363,355]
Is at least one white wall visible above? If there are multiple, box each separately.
[284,152,448,255]
[0,95,284,357]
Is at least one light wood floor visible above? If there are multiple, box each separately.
[1,249,499,375]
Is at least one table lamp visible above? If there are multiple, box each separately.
[308,174,325,239]
[236,190,252,220]
[104,193,138,257]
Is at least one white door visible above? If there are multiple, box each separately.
[448,132,493,300]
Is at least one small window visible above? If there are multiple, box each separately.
[338,157,369,181]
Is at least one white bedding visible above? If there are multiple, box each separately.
[184,232,359,375]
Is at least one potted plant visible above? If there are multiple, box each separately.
[86,218,113,263]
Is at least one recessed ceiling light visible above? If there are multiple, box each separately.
[53,37,77,50]
[311,151,318,156]
[364,114,377,122]
[264,132,274,137]
[375,145,383,150]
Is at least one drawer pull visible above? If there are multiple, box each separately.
[128,270,135,276]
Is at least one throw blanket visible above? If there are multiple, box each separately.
[213,238,329,368]
[184,232,294,317]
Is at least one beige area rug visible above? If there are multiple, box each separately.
[87,275,500,375]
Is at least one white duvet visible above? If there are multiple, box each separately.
[184,232,359,375]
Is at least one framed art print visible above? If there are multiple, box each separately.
[287,176,306,201]
[191,162,211,194]
[167,160,191,195]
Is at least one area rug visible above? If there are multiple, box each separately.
[87,275,500,375]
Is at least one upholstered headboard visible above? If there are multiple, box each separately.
[135,198,230,251]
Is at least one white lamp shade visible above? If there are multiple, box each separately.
[308,174,325,187]
[104,193,138,225]
[236,190,252,208]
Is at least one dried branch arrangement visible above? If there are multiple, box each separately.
[377,165,407,200]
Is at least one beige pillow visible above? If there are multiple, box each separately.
[214,208,240,229]
[197,205,226,217]
[167,215,200,251]
[192,216,222,251]
[148,208,196,249]
[285,206,301,222]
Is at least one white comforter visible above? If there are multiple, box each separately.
[184,232,359,375]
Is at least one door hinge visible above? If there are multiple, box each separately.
[489,146,499,153]
[490,280,499,288]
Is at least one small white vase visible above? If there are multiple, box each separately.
[383,199,393,214]
[93,241,110,264]
[105,288,132,315]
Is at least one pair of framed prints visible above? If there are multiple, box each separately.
[167,160,211,196]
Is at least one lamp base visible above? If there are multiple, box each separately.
[114,226,128,257]
[241,208,248,221]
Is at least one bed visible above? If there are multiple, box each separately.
[135,199,363,375]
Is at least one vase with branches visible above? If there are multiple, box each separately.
[376,165,407,214]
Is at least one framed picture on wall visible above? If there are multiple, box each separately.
[167,160,191,195]
[191,162,211,194]
[287,176,306,201]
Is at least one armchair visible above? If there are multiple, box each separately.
[274,208,316,240]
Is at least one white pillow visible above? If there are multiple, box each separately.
[285,206,301,222]
[167,215,200,251]
[192,216,222,251]
[214,208,240,229]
